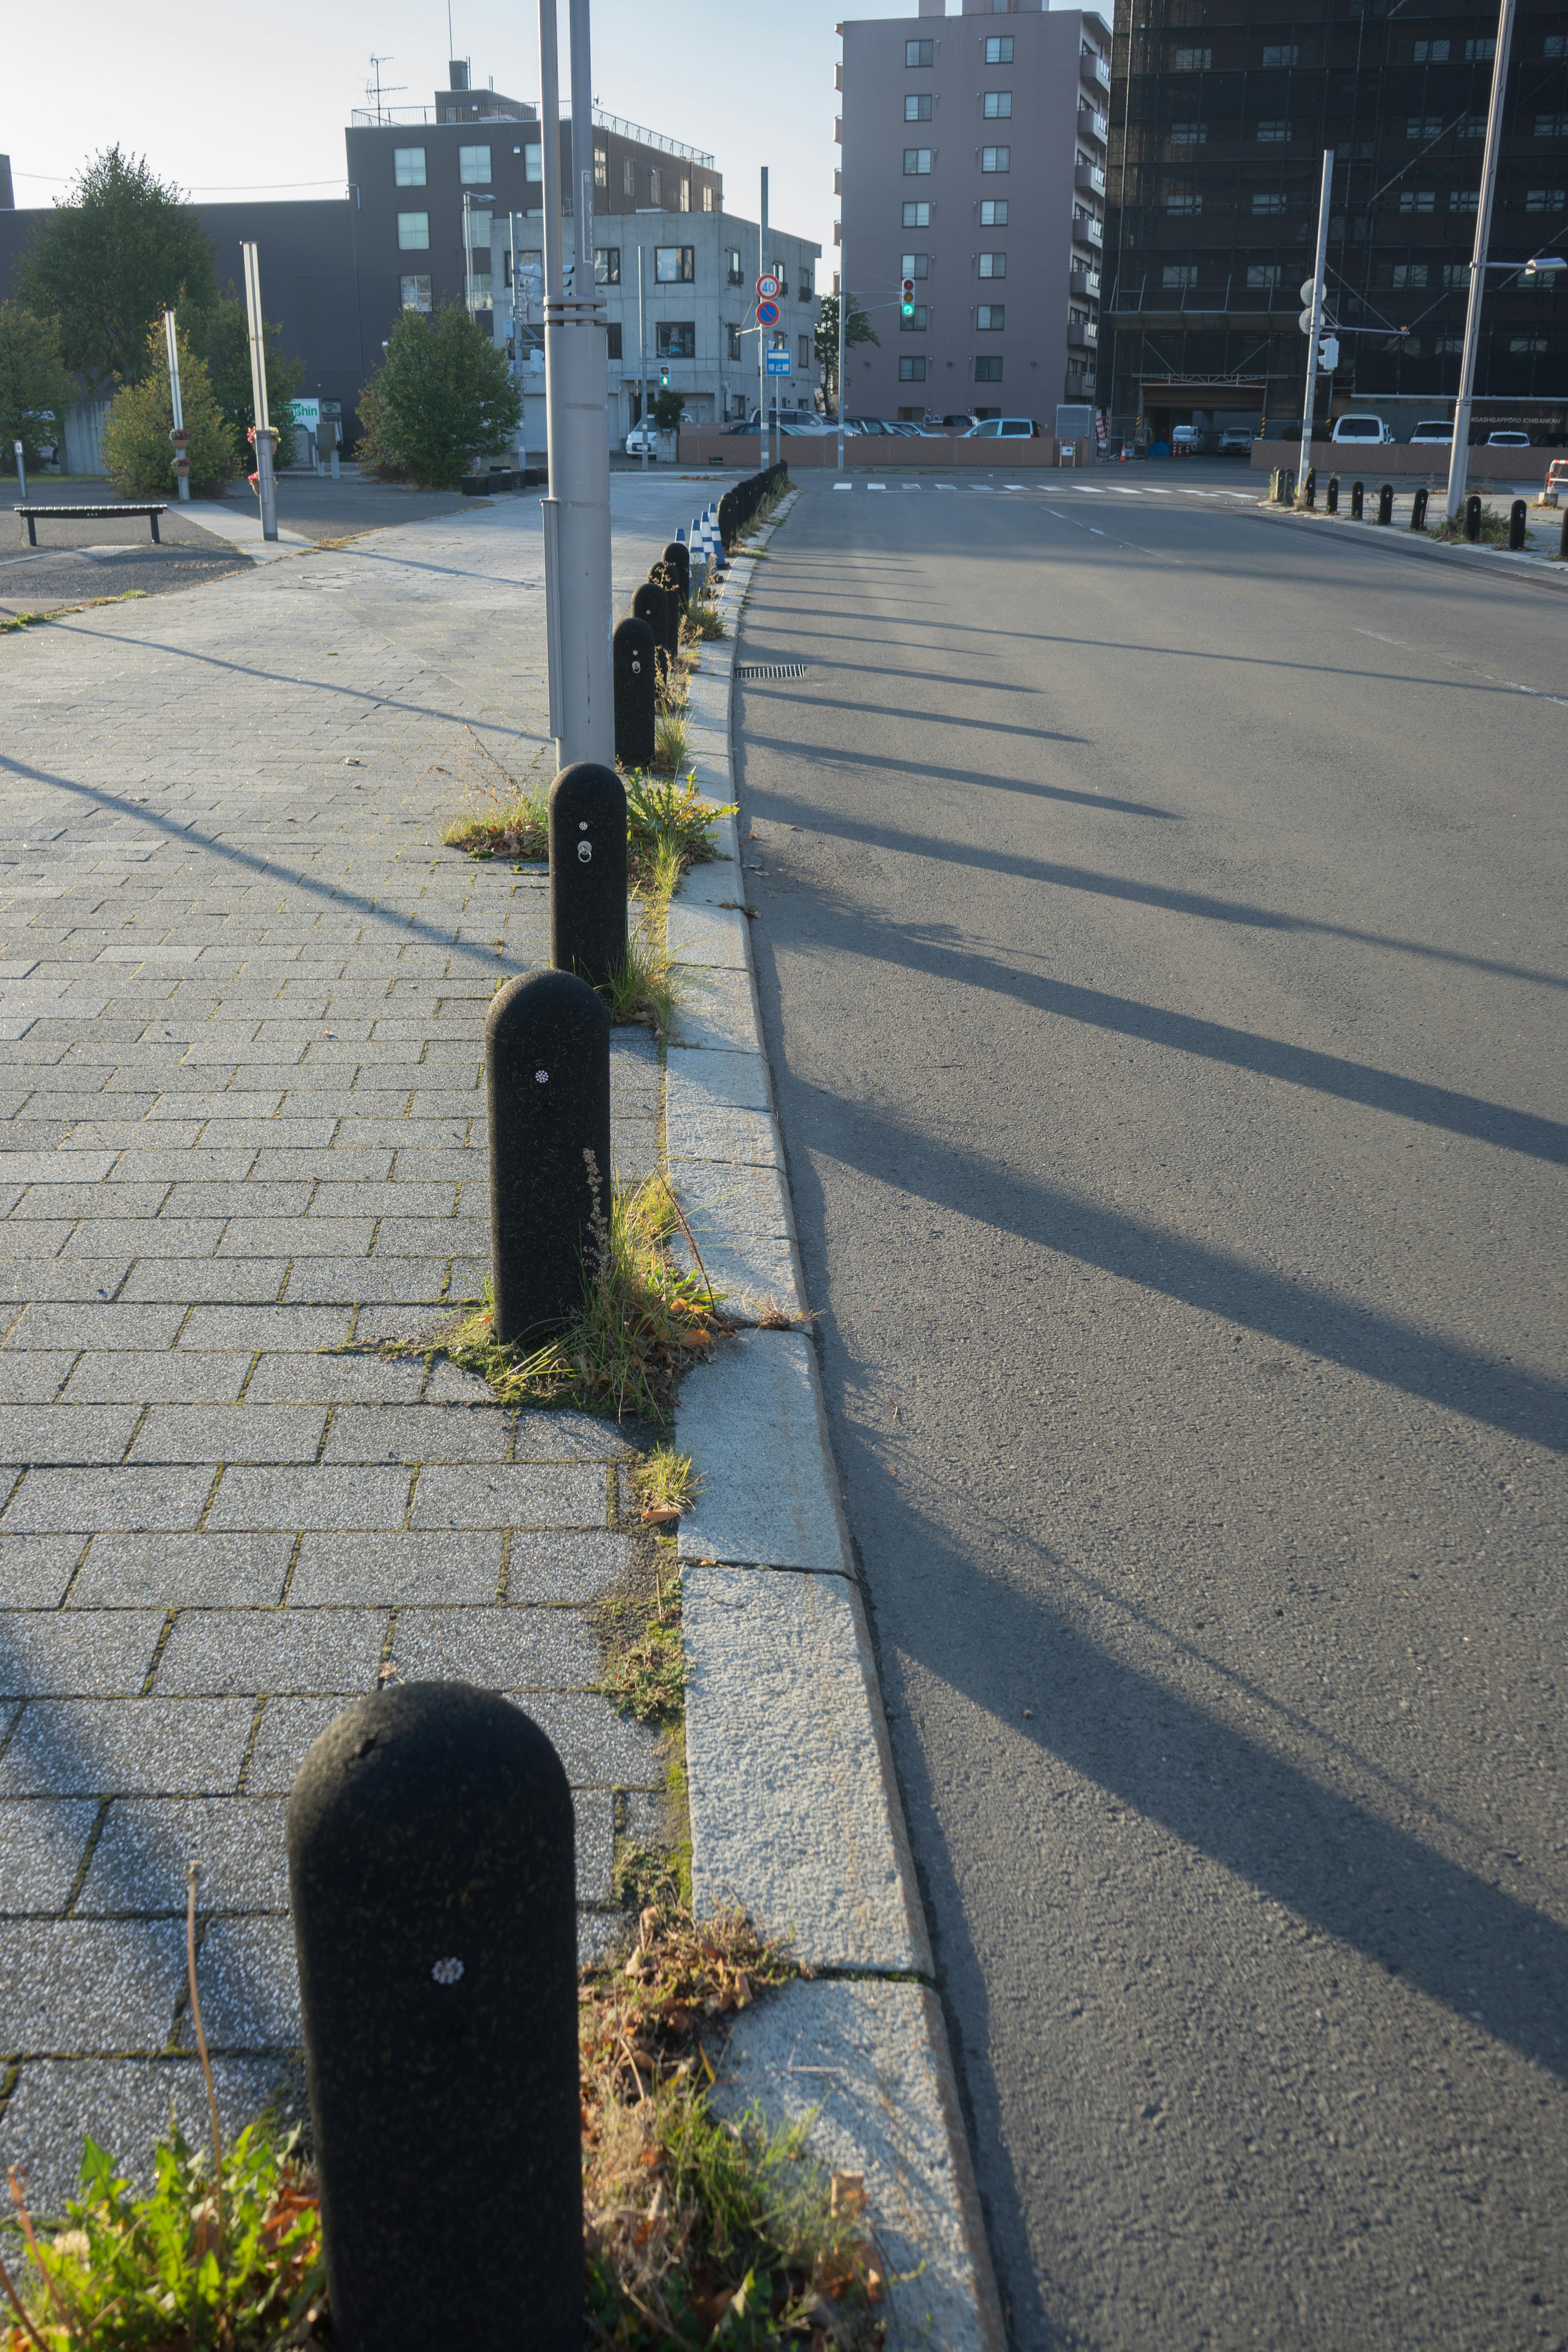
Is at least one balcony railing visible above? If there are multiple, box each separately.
[1070,267,1101,297]
[1074,212,1104,246]
[1078,107,1110,143]
[348,102,713,165]
[1080,50,1111,89]
[1075,163,1107,195]
[1067,318,1100,347]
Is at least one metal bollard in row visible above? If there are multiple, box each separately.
[1350,479,1364,521]
[1410,487,1428,532]
[1326,474,1339,515]
[1376,483,1394,526]
[1509,498,1527,551]
[614,615,656,768]
[1465,493,1482,542]
[1560,504,1568,561]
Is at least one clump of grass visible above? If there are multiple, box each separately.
[682,595,728,642]
[636,1442,699,1520]
[1429,508,1513,546]
[599,1613,687,1723]
[431,1169,729,1421]
[437,724,550,861]
[602,905,682,1040]
[654,712,690,773]
[626,772,734,883]
[582,1896,889,2350]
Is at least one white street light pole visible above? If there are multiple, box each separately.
[240,244,278,543]
[836,277,846,471]
[1297,147,1335,486]
[1446,0,1518,519]
[759,166,769,464]
[638,244,648,470]
[538,0,614,769]
[164,308,190,502]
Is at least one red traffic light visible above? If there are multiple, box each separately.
[902,278,915,298]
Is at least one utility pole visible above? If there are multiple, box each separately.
[1297,148,1334,485]
[240,244,278,543]
[638,244,648,469]
[836,275,846,471]
[538,0,614,768]
[758,166,769,463]
[164,309,190,502]
[1446,0,1517,518]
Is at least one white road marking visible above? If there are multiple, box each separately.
[867,483,886,490]
[833,482,852,490]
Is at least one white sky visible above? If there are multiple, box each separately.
[3,0,929,270]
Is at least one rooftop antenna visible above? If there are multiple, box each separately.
[448,3,455,58]
[365,54,406,122]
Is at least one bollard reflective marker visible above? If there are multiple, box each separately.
[1326,474,1339,514]
[1508,497,1527,551]
[614,615,657,771]
[550,760,628,990]
[1465,493,1482,542]
[485,968,611,1343]
[1350,479,1364,521]
[661,539,690,604]
[287,1682,581,2352]
[1410,486,1429,531]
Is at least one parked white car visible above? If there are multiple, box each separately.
[624,423,660,459]
[1330,414,1394,445]
[1409,420,1453,445]
[1486,430,1531,447]
[964,416,1040,439]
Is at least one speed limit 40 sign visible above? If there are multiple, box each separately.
[757,273,780,298]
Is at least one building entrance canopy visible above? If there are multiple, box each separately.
[1138,379,1268,413]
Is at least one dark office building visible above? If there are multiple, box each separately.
[1103,0,1568,442]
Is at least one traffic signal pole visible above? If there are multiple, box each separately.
[1297,148,1335,485]
[836,277,846,470]
[759,167,769,463]
[538,0,614,769]
[1445,0,1518,519]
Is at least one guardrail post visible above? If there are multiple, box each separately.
[1508,498,1527,551]
[484,969,611,1344]
[287,1682,581,2352]
[550,760,628,989]
[1326,474,1339,514]
[614,615,657,771]
[1464,494,1482,542]
[1350,479,1364,521]
[1376,483,1394,526]
[1410,486,1428,532]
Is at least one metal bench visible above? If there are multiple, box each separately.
[13,503,167,548]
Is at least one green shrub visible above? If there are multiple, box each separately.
[351,379,407,480]
[100,319,241,497]
[358,302,521,488]
[0,304,74,471]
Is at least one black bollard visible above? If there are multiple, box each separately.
[718,488,737,550]
[1560,504,1568,561]
[1350,479,1364,521]
[633,578,678,669]
[1508,497,1527,550]
[1465,493,1482,541]
[1326,474,1339,514]
[287,1682,581,2352]
[550,759,628,989]
[485,969,610,1343]
[661,539,691,603]
[1375,483,1393,526]
[1410,486,1428,531]
[614,615,657,770]
[1303,465,1316,509]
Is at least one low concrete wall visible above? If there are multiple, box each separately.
[678,431,1093,469]
[1251,437,1555,482]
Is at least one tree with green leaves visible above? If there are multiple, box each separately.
[183,290,303,470]
[0,305,75,474]
[359,302,522,488]
[813,293,879,412]
[17,147,215,390]
[99,318,241,497]
[650,386,686,432]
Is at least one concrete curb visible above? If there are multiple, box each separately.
[670,490,1006,2352]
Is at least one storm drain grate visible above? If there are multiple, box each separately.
[735,662,806,680]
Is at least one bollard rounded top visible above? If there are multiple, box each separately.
[550,760,627,831]
[614,613,657,650]
[486,964,609,1051]
[285,1680,571,1865]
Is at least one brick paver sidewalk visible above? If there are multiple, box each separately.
[0,486,698,2201]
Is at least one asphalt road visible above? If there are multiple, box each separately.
[732,475,1567,2350]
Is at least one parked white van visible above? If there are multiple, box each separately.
[1330,414,1395,445]
[1408,420,1453,445]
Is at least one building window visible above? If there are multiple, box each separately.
[904,147,933,174]
[397,212,430,250]
[595,247,620,285]
[1465,37,1495,60]
[904,200,931,226]
[1459,114,1489,136]
[906,38,933,66]
[978,251,1006,278]
[1391,263,1429,287]
[1536,114,1568,138]
[1413,38,1450,60]
[726,323,742,359]
[974,355,1002,381]
[1172,46,1212,69]
[1256,120,1290,141]
[726,249,743,284]
[459,145,492,184]
[980,198,1007,226]
[1399,189,1436,213]
[679,178,691,212]
[590,148,606,191]
[650,167,662,204]
[656,321,695,358]
[1250,193,1285,214]
[702,185,717,212]
[901,304,928,331]
[607,323,622,359]
[467,210,493,247]
[1406,116,1442,139]
[984,35,1013,63]
[655,246,695,283]
[469,273,493,305]
[1261,44,1298,65]
[906,93,933,120]
[1245,264,1281,288]
[976,303,1004,329]
[984,92,1012,119]
[400,274,432,310]
[1510,334,1548,352]
[800,335,811,368]
[1162,264,1198,288]
[624,158,635,195]
[980,145,1010,171]
[1547,33,1566,54]
[1449,188,1478,211]
[1169,193,1203,214]
[902,252,929,278]
[1169,123,1206,145]
[394,147,426,186]
[899,356,927,381]
[1526,187,1565,211]
[1442,263,1471,286]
